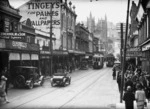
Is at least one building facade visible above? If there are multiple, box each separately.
[134,0,150,72]
[0,0,40,84]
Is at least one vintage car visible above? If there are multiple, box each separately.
[80,60,88,70]
[13,66,44,89]
[50,68,71,87]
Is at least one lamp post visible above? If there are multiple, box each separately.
[120,0,130,103]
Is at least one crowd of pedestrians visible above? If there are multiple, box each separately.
[113,63,150,109]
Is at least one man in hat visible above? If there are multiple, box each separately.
[0,75,9,103]
[123,86,135,109]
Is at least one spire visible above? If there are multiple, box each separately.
[105,14,107,21]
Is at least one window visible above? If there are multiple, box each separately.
[27,36,30,43]
[10,22,13,32]
[37,39,40,44]
[43,41,45,46]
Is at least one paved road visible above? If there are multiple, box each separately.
[0,67,120,109]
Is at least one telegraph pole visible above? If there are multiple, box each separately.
[120,23,123,103]
[50,4,53,76]
[120,0,130,103]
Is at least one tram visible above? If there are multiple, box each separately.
[105,53,115,67]
[92,54,104,69]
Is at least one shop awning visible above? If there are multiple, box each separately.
[31,54,39,60]
[21,53,30,60]
[9,53,20,60]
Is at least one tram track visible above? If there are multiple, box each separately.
[14,68,110,109]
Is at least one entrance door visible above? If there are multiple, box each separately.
[0,51,9,74]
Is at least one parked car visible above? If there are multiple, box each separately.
[50,68,71,87]
[13,66,44,89]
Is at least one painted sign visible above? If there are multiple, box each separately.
[19,0,61,32]
[19,0,61,50]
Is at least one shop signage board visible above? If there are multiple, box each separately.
[126,47,142,57]
[5,40,39,51]
[0,32,26,41]
[142,42,150,51]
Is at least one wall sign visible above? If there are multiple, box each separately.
[0,32,26,41]
[19,0,61,32]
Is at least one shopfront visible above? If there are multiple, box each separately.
[126,47,142,66]
[0,39,39,82]
[141,42,150,73]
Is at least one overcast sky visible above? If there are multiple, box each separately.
[9,0,139,24]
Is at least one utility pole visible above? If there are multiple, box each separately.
[120,23,123,71]
[120,0,130,103]
[120,23,123,103]
[50,4,53,76]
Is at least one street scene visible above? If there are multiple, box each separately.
[1,0,150,109]
[0,65,120,109]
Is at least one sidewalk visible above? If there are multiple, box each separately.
[116,101,150,109]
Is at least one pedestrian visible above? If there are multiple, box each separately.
[123,86,135,109]
[135,84,146,109]
[112,67,116,80]
[2,67,10,94]
[0,75,9,103]
[117,71,121,93]
[124,77,133,91]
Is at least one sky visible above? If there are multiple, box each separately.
[9,0,139,25]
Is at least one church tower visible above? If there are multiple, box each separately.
[87,12,95,33]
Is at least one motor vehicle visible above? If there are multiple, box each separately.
[50,68,71,87]
[80,60,88,70]
[13,66,44,89]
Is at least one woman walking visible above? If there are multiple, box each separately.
[135,84,146,109]
[112,67,116,80]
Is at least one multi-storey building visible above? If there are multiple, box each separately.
[135,0,150,72]
[0,0,39,84]
[18,0,77,75]
[75,23,90,65]
[127,1,141,66]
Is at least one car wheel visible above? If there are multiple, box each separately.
[28,80,34,89]
[15,75,25,88]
